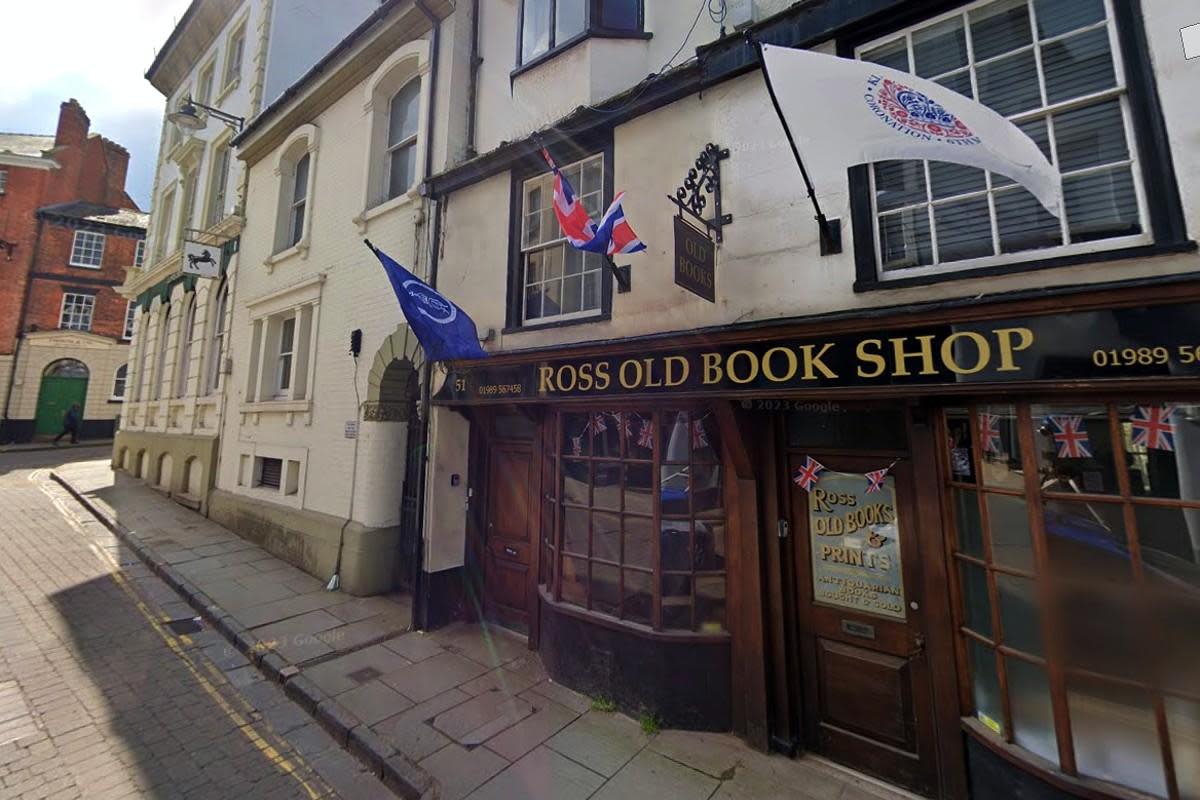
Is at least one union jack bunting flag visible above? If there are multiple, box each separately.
[541,148,646,257]
[637,419,655,450]
[978,413,1002,454]
[793,457,825,493]
[570,436,583,457]
[583,413,608,438]
[1131,405,1176,452]
[1047,415,1092,459]
[616,412,633,441]
[691,418,709,451]
[865,468,889,494]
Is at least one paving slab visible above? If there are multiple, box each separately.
[545,710,650,777]
[649,728,748,779]
[484,697,580,762]
[336,679,414,726]
[594,748,719,800]
[420,743,508,800]
[375,689,470,761]
[432,689,535,745]
[380,651,489,703]
[384,631,446,663]
[524,679,593,714]
[432,623,529,667]
[467,745,606,800]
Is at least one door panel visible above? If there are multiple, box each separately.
[790,453,938,796]
[484,443,536,631]
[35,377,87,436]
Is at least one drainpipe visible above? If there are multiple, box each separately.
[2,215,46,443]
[412,0,442,630]
[466,0,481,158]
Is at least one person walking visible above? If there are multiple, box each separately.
[53,404,82,446]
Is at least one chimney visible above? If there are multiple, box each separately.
[55,99,90,148]
[102,139,132,208]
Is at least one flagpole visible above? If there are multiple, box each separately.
[748,33,841,255]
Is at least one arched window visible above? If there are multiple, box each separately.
[111,364,128,400]
[287,153,310,248]
[45,359,89,379]
[386,79,420,200]
[175,294,196,398]
[152,303,171,401]
[206,281,228,395]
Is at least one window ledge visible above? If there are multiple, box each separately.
[540,588,729,643]
[854,240,1198,293]
[355,189,420,233]
[511,28,652,80]
[502,311,610,336]
[69,262,102,270]
[264,239,308,271]
[240,399,311,414]
[215,78,240,106]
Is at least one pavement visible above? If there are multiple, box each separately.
[44,453,914,800]
[0,438,114,454]
[0,446,391,799]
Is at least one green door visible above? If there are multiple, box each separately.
[35,375,88,437]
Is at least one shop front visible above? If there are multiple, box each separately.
[435,284,1200,800]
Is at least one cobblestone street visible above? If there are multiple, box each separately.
[0,448,391,800]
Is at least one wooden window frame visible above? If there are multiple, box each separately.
[386,79,421,201]
[515,0,649,73]
[940,398,1200,800]
[58,292,95,331]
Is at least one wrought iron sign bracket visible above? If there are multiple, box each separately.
[668,143,733,244]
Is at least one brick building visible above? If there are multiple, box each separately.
[0,99,147,443]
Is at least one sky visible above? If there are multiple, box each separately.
[0,0,193,210]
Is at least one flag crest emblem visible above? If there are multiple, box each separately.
[868,78,980,144]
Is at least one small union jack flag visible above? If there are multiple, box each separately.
[636,419,655,450]
[615,412,633,441]
[583,413,608,438]
[1047,415,1092,459]
[978,413,1002,454]
[1131,405,1176,452]
[865,468,889,494]
[570,436,583,457]
[793,457,825,493]
[691,418,709,451]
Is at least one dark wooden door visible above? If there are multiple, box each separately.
[484,442,537,632]
[789,454,938,796]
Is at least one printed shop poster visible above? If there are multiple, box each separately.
[809,472,906,620]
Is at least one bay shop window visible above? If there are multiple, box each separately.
[944,402,1200,799]
[542,409,727,634]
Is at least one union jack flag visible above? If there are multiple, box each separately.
[1047,415,1092,459]
[584,413,608,438]
[542,149,646,257]
[1131,405,1176,452]
[978,413,1002,454]
[865,468,889,494]
[570,436,583,457]
[615,412,633,441]
[793,456,825,493]
[691,418,709,451]
[637,419,655,450]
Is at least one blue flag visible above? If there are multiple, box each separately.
[369,242,487,362]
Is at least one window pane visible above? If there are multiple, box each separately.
[861,38,909,71]
[1120,404,1198,500]
[582,270,601,312]
[989,494,1036,572]
[1033,405,1118,495]
[959,560,993,637]
[598,0,639,30]
[970,0,1033,61]
[524,284,543,320]
[661,573,692,630]
[293,155,309,203]
[660,519,691,571]
[624,463,653,513]
[388,80,421,146]
[593,511,620,560]
[1068,680,1167,798]
[976,51,1041,116]
[935,70,974,99]
[627,415,654,461]
[1166,697,1200,800]
[914,17,967,77]
[1054,99,1128,173]
[561,274,583,315]
[969,640,1005,735]
[994,118,1053,187]
[978,405,1023,490]
[591,562,619,615]
[948,409,977,483]
[1135,504,1200,588]
[692,464,722,518]
[874,160,926,212]
[692,414,719,462]
[930,163,986,200]
[696,576,726,633]
[996,188,1062,252]
[521,0,551,61]
[555,0,586,45]
[660,411,691,463]
[623,569,652,624]
[1034,0,1105,39]
[997,574,1042,654]
[593,462,619,510]
[696,521,725,571]
[563,506,589,554]
[1006,658,1059,767]
[563,461,588,504]
[1042,27,1116,104]
[1065,165,1140,243]
[280,317,295,353]
[879,208,933,271]
[561,556,587,606]
[624,515,652,569]
[955,489,984,557]
[562,413,591,456]
[934,196,994,262]
[389,142,418,198]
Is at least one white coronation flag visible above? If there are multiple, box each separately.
[761,44,1064,217]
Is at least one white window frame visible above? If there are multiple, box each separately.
[222,20,246,91]
[206,281,229,396]
[122,301,136,341]
[177,168,199,249]
[134,239,146,268]
[287,154,309,249]
[520,153,606,326]
[176,295,197,399]
[205,136,233,228]
[273,313,297,399]
[152,303,171,401]
[111,364,128,401]
[0,170,8,194]
[69,230,106,268]
[59,293,95,331]
[856,0,1150,281]
[386,79,421,201]
[154,186,177,263]
[196,58,217,106]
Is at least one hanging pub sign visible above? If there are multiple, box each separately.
[182,240,221,278]
[808,471,906,620]
[674,216,716,303]
[434,301,1200,404]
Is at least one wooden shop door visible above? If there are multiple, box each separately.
[483,441,537,633]
[788,454,938,796]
